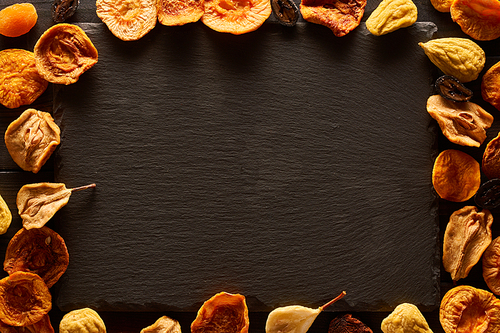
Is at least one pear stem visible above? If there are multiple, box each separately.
[319,291,346,311]
[71,183,96,192]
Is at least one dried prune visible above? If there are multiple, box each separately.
[52,0,79,23]
[0,314,54,333]
[329,314,373,333]
[483,236,500,295]
[141,316,181,333]
[381,303,432,333]
[475,179,500,209]
[59,308,106,333]
[435,75,473,102]
[271,0,299,27]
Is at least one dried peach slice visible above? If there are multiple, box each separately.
[158,0,204,26]
[0,3,37,37]
[483,236,500,295]
[482,61,500,112]
[0,314,54,333]
[450,0,500,41]
[201,0,271,35]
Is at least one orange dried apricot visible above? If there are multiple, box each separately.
[482,132,500,180]
[0,49,48,109]
[450,0,500,41]
[482,61,500,112]
[0,314,54,333]
[0,3,37,37]
[158,0,204,26]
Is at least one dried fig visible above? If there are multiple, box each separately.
[365,0,417,36]
[381,303,432,333]
[59,308,106,333]
[329,314,372,333]
[141,316,181,333]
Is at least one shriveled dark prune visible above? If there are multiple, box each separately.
[435,75,473,102]
[52,0,79,23]
[271,0,299,26]
[475,178,500,209]
[329,314,373,333]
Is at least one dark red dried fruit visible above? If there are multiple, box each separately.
[435,75,473,103]
[329,314,373,333]
[272,0,299,26]
[475,179,500,210]
[52,0,79,23]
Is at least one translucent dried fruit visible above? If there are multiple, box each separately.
[4,226,69,288]
[0,49,48,109]
[482,132,500,180]
[300,0,366,37]
[483,236,500,295]
[365,0,417,36]
[435,75,473,102]
[0,314,54,333]
[440,285,500,333]
[429,0,452,12]
[426,94,493,147]
[443,206,493,281]
[59,308,106,333]
[450,0,500,41]
[5,109,60,174]
[17,183,96,230]
[96,0,157,41]
[191,292,249,333]
[34,23,98,85]
[157,0,204,26]
[141,316,181,333]
[52,0,79,23]
[381,303,432,333]
[0,194,12,235]
[271,0,299,27]
[482,61,500,112]
[418,38,485,83]
[0,271,52,327]
[432,149,481,202]
[0,3,37,37]
[328,314,373,333]
[201,0,272,35]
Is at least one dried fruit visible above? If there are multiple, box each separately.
[52,0,79,23]
[201,0,272,35]
[450,0,500,41]
[418,38,485,83]
[483,132,500,180]
[0,49,48,109]
[482,61,500,112]
[4,226,69,288]
[17,182,96,230]
[157,0,204,26]
[429,0,452,12]
[365,0,417,36]
[300,0,366,37]
[440,285,500,333]
[5,109,60,174]
[96,0,157,41]
[329,314,373,333]
[141,316,181,333]
[34,23,98,85]
[483,236,500,295]
[432,149,481,202]
[443,206,493,281]
[475,179,500,210]
[0,271,52,327]
[0,194,12,236]
[59,308,106,333]
[265,291,346,333]
[426,94,493,147]
[191,292,249,333]
[271,0,299,26]
[0,314,54,333]
[381,303,432,333]
[435,75,473,102]
[0,3,37,37]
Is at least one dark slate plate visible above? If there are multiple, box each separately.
[52,21,440,312]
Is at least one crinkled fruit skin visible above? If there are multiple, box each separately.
[0,314,54,333]
[157,0,204,26]
[0,49,48,109]
[191,292,249,333]
[59,308,106,333]
[365,0,417,36]
[0,271,52,327]
[52,0,80,23]
[381,303,432,333]
[482,60,500,112]
[482,132,500,180]
[440,285,500,333]
[4,226,69,289]
[141,316,181,333]
[0,3,37,37]
[0,194,12,235]
[430,0,452,12]
[34,23,98,85]
[483,236,500,295]
[271,0,299,26]
[329,314,373,333]
[450,0,500,41]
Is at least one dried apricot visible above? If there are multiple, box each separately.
[450,0,500,41]
[59,308,106,333]
[0,194,12,235]
[0,3,37,37]
[0,49,48,109]
[482,61,500,112]
[158,0,204,26]
[483,236,500,295]
[0,314,54,333]
[97,0,157,41]
[430,0,452,12]
[482,132,500,180]
[365,0,417,36]
[141,316,181,333]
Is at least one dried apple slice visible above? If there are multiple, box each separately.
[157,0,204,26]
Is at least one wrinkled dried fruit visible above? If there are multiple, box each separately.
[440,285,500,333]
[157,0,204,26]
[450,0,500,41]
[483,236,500,295]
[191,292,249,333]
[482,61,500,112]
[429,0,452,12]
[435,75,473,102]
[266,291,346,333]
[52,0,79,23]
[381,303,432,333]
[443,206,493,281]
[0,3,37,37]
[426,94,493,147]
[329,314,373,333]
[300,0,366,37]
[34,23,98,85]
[59,308,106,333]
[0,314,54,333]
[365,0,417,36]
[0,49,48,109]
[482,132,500,180]
[419,38,485,83]
[5,109,60,174]
[475,179,500,210]
[4,226,69,288]
[0,271,52,327]
[271,0,299,26]
[97,0,157,41]
[0,194,12,235]
[141,316,181,333]
[432,149,481,202]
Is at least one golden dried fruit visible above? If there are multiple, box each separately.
[432,149,481,202]
[157,0,204,26]
[0,194,12,235]
[440,285,500,333]
[34,23,98,85]
[418,38,485,83]
[482,60,500,112]
[300,0,366,37]
[443,206,493,281]
[429,0,452,12]
[141,316,181,333]
[0,314,54,333]
[59,308,106,333]
[365,0,417,36]
[381,303,432,333]
[483,236,500,295]
[0,3,37,37]
[482,132,500,180]
[96,0,157,41]
[191,292,249,333]
[450,0,500,41]
[0,271,52,327]
[5,109,60,174]
[0,49,48,109]
[426,94,493,147]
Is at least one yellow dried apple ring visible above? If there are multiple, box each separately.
[34,24,98,85]
[158,0,204,26]
[450,0,500,41]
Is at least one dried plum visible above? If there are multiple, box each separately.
[435,75,473,102]
[475,178,500,209]
[52,0,79,23]
[271,0,299,26]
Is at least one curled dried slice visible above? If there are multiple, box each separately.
[482,61,500,112]
[483,236,500,295]
[381,303,431,333]
[426,94,493,147]
[191,292,249,333]
[5,109,60,174]
[59,308,106,333]
[0,271,52,327]
[34,23,98,85]
[440,285,500,333]
[482,132,500,180]
[435,75,473,102]
[329,314,373,333]
[157,0,204,26]
[141,316,181,333]
[271,0,299,26]
[365,0,417,36]
[475,179,500,210]
[0,314,54,333]
[0,194,12,235]
[450,0,500,41]
[4,226,69,288]
[0,49,48,109]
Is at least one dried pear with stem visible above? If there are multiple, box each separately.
[141,316,181,333]
[381,303,432,333]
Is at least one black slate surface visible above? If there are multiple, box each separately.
[52,21,440,313]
